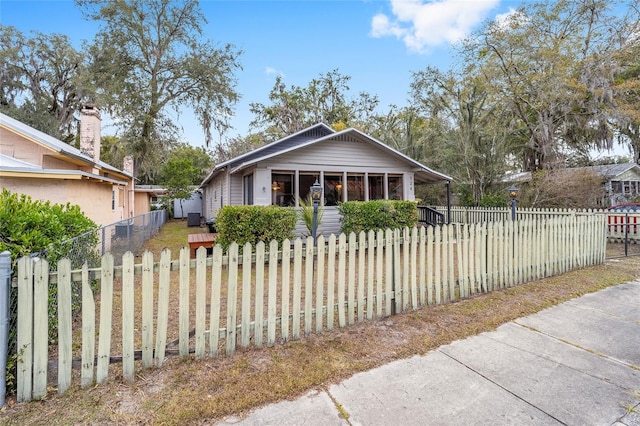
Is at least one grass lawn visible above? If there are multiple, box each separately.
[2,220,639,425]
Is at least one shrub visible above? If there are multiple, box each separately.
[479,192,508,207]
[338,200,418,235]
[519,169,604,208]
[215,205,297,250]
[298,195,324,238]
[0,189,98,395]
[0,189,98,264]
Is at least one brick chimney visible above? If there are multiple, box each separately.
[123,155,134,176]
[79,103,101,162]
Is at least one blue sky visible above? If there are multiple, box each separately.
[2,0,526,148]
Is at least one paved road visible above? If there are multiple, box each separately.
[218,281,640,426]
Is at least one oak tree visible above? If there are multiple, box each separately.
[0,26,88,141]
[77,0,242,182]
[463,0,638,171]
[249,69,379,141]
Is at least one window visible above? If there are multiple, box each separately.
[270,171,401,205]
[324,174,343,206]
[299,173,319,202]
[272,172,294,206]
[368,175,384,200]
[388,176,403,200]
[112,190,115,210]
[243,174,254,205]
[347,174,365,201]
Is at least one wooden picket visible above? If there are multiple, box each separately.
[15,214,608,402]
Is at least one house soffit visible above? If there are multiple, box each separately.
[0,168,128,185]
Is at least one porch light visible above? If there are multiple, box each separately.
[272,181,280,191]
[310,179,322,202]
[508,185,519,199]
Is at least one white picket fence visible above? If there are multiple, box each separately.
[436,206,598,223]
[16,214,607,402]
[436,206,640,242]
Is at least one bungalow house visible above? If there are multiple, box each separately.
[505,163,640,207]
[0,105,135,226]
[594,163,640,206]
[200,123,452,237]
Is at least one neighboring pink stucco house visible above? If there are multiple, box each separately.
[0,105,136,226]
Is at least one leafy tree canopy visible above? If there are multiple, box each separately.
[410,67,510,204]
[462,0,640,171]
[77,0,242,182]
[0,25,89,142]
[161,143,213,186]
[249,69,379,142]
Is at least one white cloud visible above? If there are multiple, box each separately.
[493,7,527,31]
[371,0,501,53]
[265,66,285,77]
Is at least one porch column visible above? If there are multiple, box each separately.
[364,172,369,201]
[319,171,325,205]
[295,170,300,207]
[342,171,347,202]
[384,173,389,199]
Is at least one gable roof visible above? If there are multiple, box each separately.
[201,123,451,186]
[505,163,640,184]
[581,163,640,179]
[201,123,335,185]
[0,111,131,178]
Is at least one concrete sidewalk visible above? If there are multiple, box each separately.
[218,281,640,426]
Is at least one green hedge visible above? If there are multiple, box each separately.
[0,188,98,263]
[338,200,418,235]
[215,205,297,250]
[0,189,98,395]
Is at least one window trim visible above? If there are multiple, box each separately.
[270,169,406,205]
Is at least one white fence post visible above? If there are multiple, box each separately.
[0,252,12,407]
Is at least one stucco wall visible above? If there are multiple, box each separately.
[2,177,127,226]
[0,127,54,166]
[134,194,151,216]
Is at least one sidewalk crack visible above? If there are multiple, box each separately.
[438,349,568,425]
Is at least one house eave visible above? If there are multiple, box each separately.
[0,112,132,179]
[0,168,129,185]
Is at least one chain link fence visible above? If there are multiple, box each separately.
[4,210,169,397]
[36,209,169,269]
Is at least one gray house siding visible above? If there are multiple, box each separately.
[203,174,227,220]
[294,208,341,239]
[223,126,335,172]
[268,137,411,172]
[199,124,452,238]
